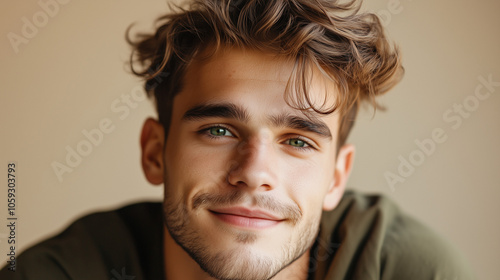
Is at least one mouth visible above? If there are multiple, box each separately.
[209,207,284,229]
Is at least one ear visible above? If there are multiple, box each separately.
[140,118,165,185]
[322,144,355,211]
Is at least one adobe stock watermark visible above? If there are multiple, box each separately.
[385,74,499,191]
[7,0,72,54]
[50,87,144,182]
[308,238,340,274]
[110,267,136,280]
[51,72,168,182]
[376,0,413,27]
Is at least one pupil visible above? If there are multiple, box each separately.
[212,128,225,135]
[292,139,304,147]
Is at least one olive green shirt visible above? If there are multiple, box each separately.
[0,190,475,279]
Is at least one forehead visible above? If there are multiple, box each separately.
[189,47,293,85]
[182,47,338,115]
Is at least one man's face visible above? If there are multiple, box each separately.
[142,47,353,280]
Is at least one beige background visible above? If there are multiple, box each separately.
[1,0,499,278]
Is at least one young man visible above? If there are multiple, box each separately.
[1,0,474,279]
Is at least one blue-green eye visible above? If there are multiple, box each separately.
[287,138,308,148]
[208,127,232,137]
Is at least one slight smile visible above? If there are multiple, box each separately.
[209,207,285,229]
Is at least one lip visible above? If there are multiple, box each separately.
[209,207,284,229]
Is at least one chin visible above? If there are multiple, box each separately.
[197,247,284,280]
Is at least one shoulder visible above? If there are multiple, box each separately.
[0,202,163,280]
[379,205,474,279]
[314,190,475,280]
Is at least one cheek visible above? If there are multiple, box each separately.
[283,157,335,212]
[164,135,233,197]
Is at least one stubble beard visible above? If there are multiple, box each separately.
[162,191,320,280]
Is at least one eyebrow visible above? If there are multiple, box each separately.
[182,102,332,139]
[269,113,332,140]
[182,102,250,123]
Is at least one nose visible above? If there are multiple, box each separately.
[227,135,278,192]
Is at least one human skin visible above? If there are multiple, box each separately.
[140,47,355,280]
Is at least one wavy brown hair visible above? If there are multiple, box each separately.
[127,0,404,149]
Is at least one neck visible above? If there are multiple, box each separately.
[163,225,311,280]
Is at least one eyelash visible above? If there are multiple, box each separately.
[197,125,317,151]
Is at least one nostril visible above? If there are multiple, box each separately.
[261,184,272,191]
